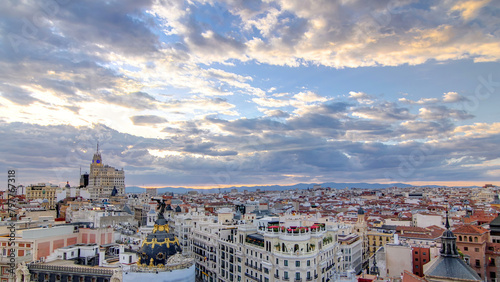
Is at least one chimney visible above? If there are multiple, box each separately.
[394,233,399,245]
[99,247,105,267]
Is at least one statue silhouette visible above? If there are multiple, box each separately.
[152,198,166,219]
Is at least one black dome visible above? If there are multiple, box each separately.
[357,207,365,215]
[137,200,182,268]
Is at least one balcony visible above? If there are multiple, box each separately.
[244,272,262,282]
[28,264,114,276]
[245,262,262,272]
[273,249,317,257]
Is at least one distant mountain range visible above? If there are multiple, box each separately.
[125,182,468,194]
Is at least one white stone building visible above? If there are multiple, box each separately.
[87,146,125,199]
[187,211,349,282]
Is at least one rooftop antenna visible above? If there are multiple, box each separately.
[97,141,99,153]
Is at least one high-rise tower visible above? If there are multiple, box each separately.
[87,143,125,199]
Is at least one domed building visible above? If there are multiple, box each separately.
[123,199,194,282]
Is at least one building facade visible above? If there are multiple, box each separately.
[25,183,58,210]
[367,231,393,257]
[338,233,363,274]
[188,212,343,282]
[87,146,125,199]
[411,246,430,277]
[454,225,489,279]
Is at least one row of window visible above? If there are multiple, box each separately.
[458,235,480,242]
[461,246,480,252]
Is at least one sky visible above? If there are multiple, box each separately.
[0,0,499,189]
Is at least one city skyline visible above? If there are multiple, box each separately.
[1,0,499,188]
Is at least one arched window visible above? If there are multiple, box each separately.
[474,237,478,242]
[469,236,473,242]
[459,236,462,241]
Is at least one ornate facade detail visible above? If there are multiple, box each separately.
[15,262,30,282]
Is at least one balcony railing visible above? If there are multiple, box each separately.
[244,272,262,282]
[245,262,262,272]
[28,264,113,276]
[0,255,33,264]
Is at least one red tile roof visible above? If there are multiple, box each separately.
[402,270,428,282]
[452,224,489,235]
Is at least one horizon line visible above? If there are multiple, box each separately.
[131,180,498,190]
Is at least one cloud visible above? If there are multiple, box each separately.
[450,0,491,21]
[418,106,474,120]
[260,109,291,118]
[130,115,168,125]
[0,0,499,186]
[399,120,455,139]
[0,84,41,105]
[349,91,375,104]
[102,91,159,110]
[183,142,238,156]
[208,117,290,135]
[1,109,499,187]
[252,97,289,107]
[293,91,328,103]
[398,97,440,105]
[442,92,467,103]
[399,92,468,105]
[352,102,414,121]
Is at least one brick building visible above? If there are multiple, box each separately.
[454,225,489,279]
[486,242,500,282]
[411,246,430,277]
